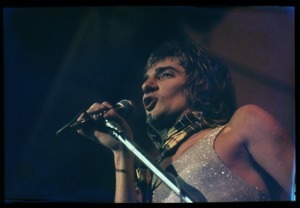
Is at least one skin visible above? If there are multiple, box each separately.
[142,59,191,131]
[168,104,294,200]
[77,58,295,202]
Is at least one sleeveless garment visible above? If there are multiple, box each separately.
[152,125,270,202]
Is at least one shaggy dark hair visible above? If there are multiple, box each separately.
[145,39,237,128]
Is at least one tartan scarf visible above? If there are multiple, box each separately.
[156,111,205,163]
[135,111,206,202]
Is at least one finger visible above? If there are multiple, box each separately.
[87,101,114,115]
[86,102,103,114]
[101,101,113,109]
[77,111,90,122]
[79,102,109,122]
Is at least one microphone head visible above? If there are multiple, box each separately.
[116,99,136,118]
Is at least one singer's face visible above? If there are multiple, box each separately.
[142,58,190,129]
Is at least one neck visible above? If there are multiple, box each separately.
[146,112,184,136]
[146,114,176,134]
[153,111,206,163]
[146,111,204,149]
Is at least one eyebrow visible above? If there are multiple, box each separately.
[144,66,182,79]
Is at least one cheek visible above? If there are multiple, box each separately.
[158,79,188,106]
[166,85,186,100]
[162,88,188,108]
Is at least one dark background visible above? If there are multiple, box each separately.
[3,6,295,202]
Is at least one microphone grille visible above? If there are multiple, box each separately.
[116,99,136,118]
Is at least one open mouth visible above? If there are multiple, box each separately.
[143,97,158,111]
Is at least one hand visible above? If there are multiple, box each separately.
[77,101,134,152]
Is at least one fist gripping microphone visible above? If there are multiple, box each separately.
[56,99,135,136]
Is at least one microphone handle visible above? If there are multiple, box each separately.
[56,105,124,136]
[56,111,88,136]
[56,99,134,137]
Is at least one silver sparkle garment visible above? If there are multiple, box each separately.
[152,125,270,202]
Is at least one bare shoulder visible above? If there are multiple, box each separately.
[232,104,275,123]
[227,104,288,141]
[230,104,282,128]
[224,104,294,197]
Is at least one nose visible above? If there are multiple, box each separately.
[142,77,158,94]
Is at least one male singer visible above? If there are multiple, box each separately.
[76,40,294,202]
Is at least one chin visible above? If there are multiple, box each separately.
[146,111,178,130]
[146,112,158,125]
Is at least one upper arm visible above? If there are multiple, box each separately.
[230,104,295,196]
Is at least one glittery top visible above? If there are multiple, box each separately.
[152,125,270,202]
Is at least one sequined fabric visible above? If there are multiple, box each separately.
[152,125,270,202]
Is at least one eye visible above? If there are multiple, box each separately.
[158,72,173,80]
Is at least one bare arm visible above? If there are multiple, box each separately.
[77,102,140,203]
[231,105,295,199]
[112,149,139,202]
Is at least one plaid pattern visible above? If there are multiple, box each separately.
[156,111,205,163]
[135,112,206,202]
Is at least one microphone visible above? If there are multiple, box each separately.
[56,99,135,136]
